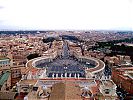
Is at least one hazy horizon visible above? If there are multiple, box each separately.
[0,0,133,31]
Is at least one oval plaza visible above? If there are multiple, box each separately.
[26,39,105,79]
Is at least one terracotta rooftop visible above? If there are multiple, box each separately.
[49,82,82,100]
[0,91,17,100]
[99,80,115,87]
[23,60,33,74]
[90,86,99,95]
[19,79,37,85]
[116,67,133,70]
[0,57,9,60]
[128,72,133,78]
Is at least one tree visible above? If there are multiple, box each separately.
[42,37,55,43]
[27,53,40,60]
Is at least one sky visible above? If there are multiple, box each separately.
[0,0,133,31]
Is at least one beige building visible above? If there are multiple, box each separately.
[0,57,11,70]
[99,80,117,100]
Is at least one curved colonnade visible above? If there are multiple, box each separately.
[25,48,105,79]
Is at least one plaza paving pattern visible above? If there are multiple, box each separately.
[36,57,95,78]
[36,40,95,78]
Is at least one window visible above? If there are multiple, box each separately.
[104,89,110,94]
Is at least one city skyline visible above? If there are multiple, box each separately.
[0,0,133,31]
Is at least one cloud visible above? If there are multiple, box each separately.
[0,0,132,30]
[0,6,4,9]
